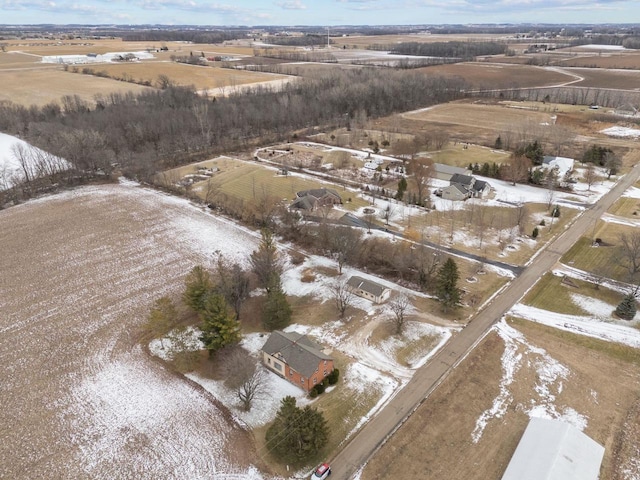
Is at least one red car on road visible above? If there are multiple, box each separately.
[311,463,331,480]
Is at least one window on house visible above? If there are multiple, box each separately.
[324,370,327,376]
[313,378,317,385]
[289,370,293,377]
[301,377,304,383]
[274,363,282,371]
[323,360,327,366]
[267,358,271,364]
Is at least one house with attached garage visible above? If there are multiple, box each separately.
[261,330,334,392]
[290,188,342,211]
[441,173,491,201]
[346,275,391,304]
[433,163,472,182]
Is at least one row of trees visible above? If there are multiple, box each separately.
[0,68,468,205]
[372,41,507,59]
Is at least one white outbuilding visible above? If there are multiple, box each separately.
[501,417,604,480]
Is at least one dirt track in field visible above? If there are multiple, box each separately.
[0,183,262,479]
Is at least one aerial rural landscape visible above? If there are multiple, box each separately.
[2,4,640,480]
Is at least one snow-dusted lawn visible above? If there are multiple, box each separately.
[601,126,640,138]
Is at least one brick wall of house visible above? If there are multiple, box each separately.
[283,359,334,392]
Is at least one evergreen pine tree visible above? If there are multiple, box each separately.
[250,229,283,293]
[436,257,461,312]
[615,293,637,320]
[263,279,292,331]
[265,396,329,464]
[199,293,240,355]
[395,176,407,201]
[183,265,214,313]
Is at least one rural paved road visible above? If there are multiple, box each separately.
[330,162,640,480]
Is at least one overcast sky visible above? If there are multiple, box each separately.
[1,0,639,26]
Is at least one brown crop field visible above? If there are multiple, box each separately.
[0,183,265,479]
[0,68,154,106]
[559,52,640,69]
[363,318,640,479]
[415,62,574,89]
[564,67,640,89]
[331,33,511,49]
[402,101,556,132]
[92,62,288,91]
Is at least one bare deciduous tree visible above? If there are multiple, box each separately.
[583,164,600,192]
[389,294,410,335]
[618,231,640,281]
[409,157,433,206]
[330,226,362,274]
[221,347,267,412]
[501,154,531,186]
[331,277,355,318]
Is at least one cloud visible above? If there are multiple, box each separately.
[276,0,306,9]
[414,0,629,15]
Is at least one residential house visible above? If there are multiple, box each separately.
[346,275,391,304]
[441,173,491,201]
[433,163,472,182]
[541,156,574,179]
[261,330,334,392]
[290,188,342,211]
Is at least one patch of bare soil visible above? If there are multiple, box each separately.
[0,184,264,479]
[362,319,640,480]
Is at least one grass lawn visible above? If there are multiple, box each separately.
[562,224,635,282]
[164,156,370,212]
[522,272,624,315]
[610,196,640,218]
[428,143,510,168]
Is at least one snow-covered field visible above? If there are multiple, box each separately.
[0,181,266,479]
[0,132,69,189]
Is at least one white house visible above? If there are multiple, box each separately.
[541,156,574,178]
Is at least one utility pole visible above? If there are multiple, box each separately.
[327,27,330,48]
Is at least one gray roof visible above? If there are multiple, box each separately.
[347,275,389,297]
[501,417,605,480]
[434,163,469,176]
[445,183,468,196]
[450,173,475,186]
[262,330,332,378]
[296,188,341,201]
[473,179,490,192]
[290,196,316,210]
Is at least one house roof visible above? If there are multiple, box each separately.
[542,156,574,176]
[262,330,332,378]
[473,179,490,192]
[450,173,475,186]
[296,188,341,201]
[290,195,317,210]
[501,417,605,480]
[434,163,470,176]
[347,275,389,298]
[444,183,468,195]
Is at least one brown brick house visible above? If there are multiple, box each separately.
[261,330,334,392]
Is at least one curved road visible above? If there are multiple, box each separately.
[331,162,640,480]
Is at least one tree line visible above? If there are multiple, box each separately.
[370,41,507,59]
[0,68,467,205]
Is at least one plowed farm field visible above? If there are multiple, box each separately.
[0,182,266,479]
[414,63,574,89]
[402,101,556,132]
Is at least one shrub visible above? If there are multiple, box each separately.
[309,388,318,398]
[552,205,560,218]
[532,227,539,239]
[327,368,340,385]
[616,293,637,320]
[313,382,326,395]
[539,219,546,226]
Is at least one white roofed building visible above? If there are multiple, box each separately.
[501,417,604,480]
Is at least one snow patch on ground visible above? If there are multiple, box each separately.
[472,320,586,443]
[149,326,204,361]
[510,302,640,348]
[601,126,640,138]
